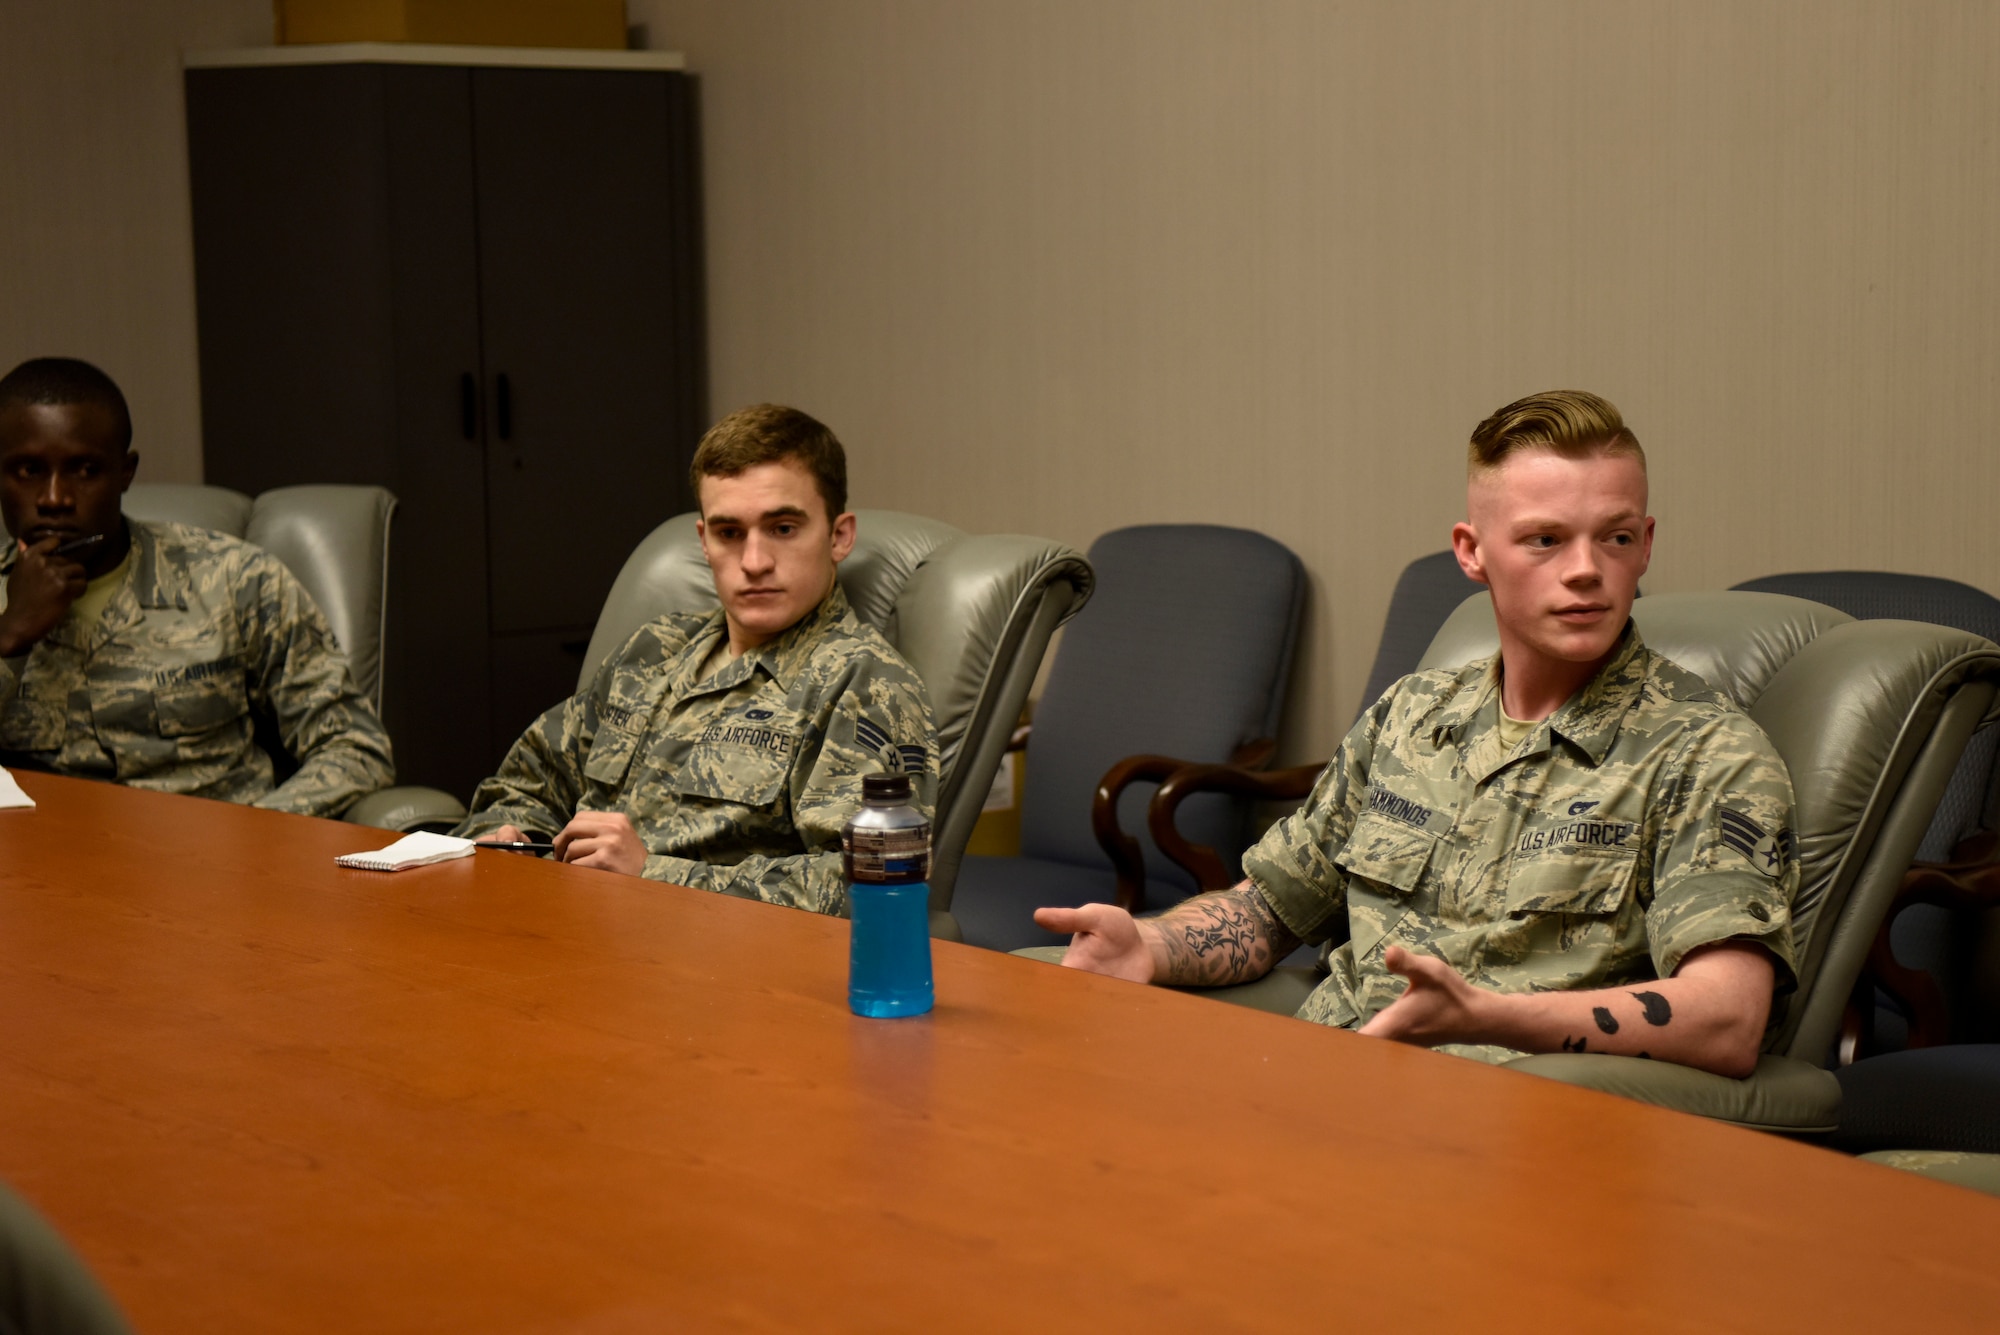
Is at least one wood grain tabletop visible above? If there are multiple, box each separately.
[0,771,1993,1333]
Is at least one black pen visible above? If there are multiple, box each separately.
[51,533,106,558]
[477,840,553,855]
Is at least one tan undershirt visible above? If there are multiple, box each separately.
[1496,706,1536,751]
[695,632,736,682]
[68,549,134,630]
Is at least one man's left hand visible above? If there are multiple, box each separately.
[552,810,647,876]
[1356,945,1490,1047]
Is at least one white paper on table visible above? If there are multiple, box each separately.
[335,830,474,872]
[0,768,34,810]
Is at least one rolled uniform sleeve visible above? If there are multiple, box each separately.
[644,655,938,915]
[242,555,396,817]
[1643,713,1801,990]
[1240,697,1384,944]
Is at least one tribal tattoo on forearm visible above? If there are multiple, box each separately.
[1153,887,1301,986]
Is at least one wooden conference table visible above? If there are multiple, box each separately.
[0,772,1995,1333]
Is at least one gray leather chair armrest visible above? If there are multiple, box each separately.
[1010,946,1320,1017]
[1503,1052,1841,1134]
[1859,1150,2000,1197]
[345,786,468,833]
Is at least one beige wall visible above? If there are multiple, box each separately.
[0,0,268,482]
[7,2,1999,761]
[635,0,2000,760]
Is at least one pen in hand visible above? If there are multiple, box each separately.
[51,534,107,558]
[477,840,552,856]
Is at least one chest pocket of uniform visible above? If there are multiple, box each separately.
[1503,846,1638,918]
[153,667,249,738]
[583,720,643,788]
[668,706,803,810]
[1334,813,1441,898]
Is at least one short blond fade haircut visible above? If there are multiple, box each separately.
[1467,390,1644,475]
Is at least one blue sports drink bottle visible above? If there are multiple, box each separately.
[843,773,934,1017]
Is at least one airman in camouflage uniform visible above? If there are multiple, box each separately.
[457,582,936,915]
[0,519,396,816]
[1247,624,1798,1062]
[1039,389,1796,1076]
[457,402,939,916]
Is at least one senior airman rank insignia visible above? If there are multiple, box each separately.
[855,717,928,775]
[1719,806,1793,876]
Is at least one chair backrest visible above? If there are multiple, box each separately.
[1732,571,2000,860]
[122,482,396,708]
[1019,525,1307,903]
[1420,590,2000,1062]
[1357,551,1484,719]
[584,510,1094,915]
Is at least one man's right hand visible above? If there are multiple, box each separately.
[0,537,88,658]
[1032,904,1161,984]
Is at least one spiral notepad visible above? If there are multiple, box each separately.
[335,831,474,872]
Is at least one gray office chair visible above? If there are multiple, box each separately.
[1082,591,2000,1133]
[950,525,1307,952]
[351,511,1093,938]
[1732,571,2000,1050]
[121,483,395,710]
[1143,548,1483,895]
[1354,551,1485,720]
[1728,574,2000,1186]
[0,1180,134,1334]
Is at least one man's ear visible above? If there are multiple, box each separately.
[1450,521,1489,587]
[829,511,857,564]
[118,448,139,493]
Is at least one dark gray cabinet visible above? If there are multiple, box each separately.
[185,52,705,799]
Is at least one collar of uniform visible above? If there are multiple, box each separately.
[123,520,187,612]
[758,580,854,689]
[1541,620,1649,765]
[687,580,854,695]
[1426,658,1500,746]
[1428,620,1648,770]
[77,520,172,651]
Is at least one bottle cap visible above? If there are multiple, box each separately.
[863,773,912,803]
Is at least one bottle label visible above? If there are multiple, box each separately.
[843,826,931,884]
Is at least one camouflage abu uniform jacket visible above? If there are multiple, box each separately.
[1245,624,1800,1063]
[456,583,939,916]
[0,520,395,816]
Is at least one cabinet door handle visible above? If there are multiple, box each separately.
[459,373,477,440]
[496,373,513,441]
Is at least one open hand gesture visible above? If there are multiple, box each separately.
[1356,945,1486,1047]
[1033,903,1157,983]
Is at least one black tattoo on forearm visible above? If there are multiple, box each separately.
[1561,1034,1588,1053]
[1154,887,1297,986]
[1630,991,1673,1026]
[1592,1006,1619,1034]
